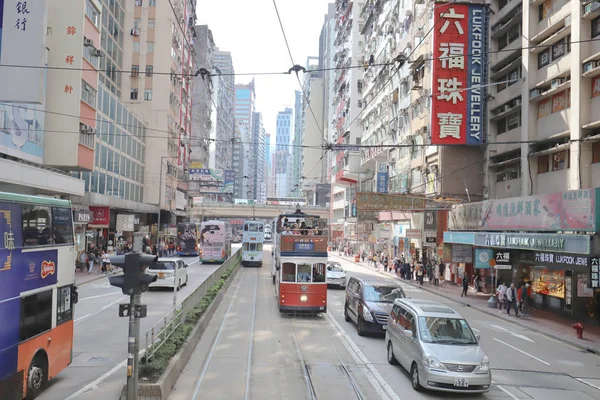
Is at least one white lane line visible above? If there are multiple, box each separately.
[492,380,519,400]
[101,296,127,310]
[191,271,246,400]
[79,291,123,301]
[493,338,550,365]
[325,312,401,400]
[491,324,535,343]
[65,359,126,399]
[74,313,91,323]
[244,274,259,400]
[576,378,600,391]
[472,328,480,332]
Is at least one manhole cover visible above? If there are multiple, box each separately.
[87,356,110,363]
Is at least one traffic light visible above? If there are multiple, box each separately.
[109,252,159,295]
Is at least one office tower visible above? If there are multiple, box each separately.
[275,108,293,197]
[234,80,256,199]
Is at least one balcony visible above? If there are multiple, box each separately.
[490,5,522,40]
[492,0,523,25]
[529,70,571,103]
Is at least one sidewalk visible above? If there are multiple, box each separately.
[330,252,600,355]
[75,267,122,286]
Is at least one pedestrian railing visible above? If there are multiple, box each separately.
[143,249,241,363]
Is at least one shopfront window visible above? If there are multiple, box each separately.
[531,267,565,299]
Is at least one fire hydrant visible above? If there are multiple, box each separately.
[355,255,360,262]
[572,323,584,339]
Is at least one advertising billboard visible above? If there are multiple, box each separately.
[431,3,489,145]
[376,162,389,194]
[192,169,234,194]
[0,0,48,103]
[0,102,45,163]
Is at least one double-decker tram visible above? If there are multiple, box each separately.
[241,220,264,267]
[273,208,328,314]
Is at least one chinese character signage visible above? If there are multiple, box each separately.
[190,168,235,194]
[0,0,47,103]
[431,3,489,145]
[494,250,511,269]
[89,206,110,227]
[376,162,389,194]
[356,192,426,211]
[294,242,314,251]
[449,189,597,231]
[476,233,590,254]
[589,257,599,289]
[424,211,437,230]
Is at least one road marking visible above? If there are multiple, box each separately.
[472,328,480,332]
[244,274,259,400]
[101,296,127,310]
[65,359,127,399]
[325,312,401,400]
[491,324,535,343]
[576,378,600,391]
[493,338,550,365]
[74,313,91,323]
[192,271,246,400]
[492,381,519,400]
[79,291,122,301]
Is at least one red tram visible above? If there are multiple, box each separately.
[273,210,328,314]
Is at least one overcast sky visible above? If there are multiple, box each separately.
[196,0,331,138]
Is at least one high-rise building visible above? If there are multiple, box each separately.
[251,112,267,202]
[213,50,235,172]
[292,90,303,196]
[234,80,256,199]
[122,0,197,227]
[275,108,293,197]
[265,133,274,197]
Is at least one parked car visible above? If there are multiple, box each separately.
[344,274,406,336]
[326,263,346,288]
[147,258,189,290]
[386,299,491,393]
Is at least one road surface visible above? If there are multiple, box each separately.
[38,245,240,400]
[167,248,600,400]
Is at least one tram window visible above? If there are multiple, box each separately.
[312,263,326,283]
[257,243,263,251]
[297,263,311,282]
[243,243,249,251]
[249,243,257,251]
[282,262,296,282]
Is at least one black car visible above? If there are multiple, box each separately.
[344,274,406,336]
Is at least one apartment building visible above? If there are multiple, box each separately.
[212,50,235,172]
[292,90,303,196]
[330,0,365,240]
[122,0,197,225]
[191,25,214,169]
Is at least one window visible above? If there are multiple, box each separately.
[593,16,600,39]
[131,65,139,76]
[145,65,153,77]
[538,154,549,174]
[144,89,152,100]
[312,263,326,283]
[20,290,52,341]
[282,262,295,282]
[147,42,154,53]
[552,150,568,171]
[85,0,101,28]
[52,207,74,244]
[496,163,520,182]
[134,0,142,5]
[134,18,141,30]
[83,45,100,69]
[496,113,521,134]
[133,41,140,52]
[21,205,53,246]
[149,0,156,5]
[130,88,138,100]
[148,19,155,30]
[81,80,97,108]
[538,49,550,69]
[593,142,600,163]
[57,285,73,325]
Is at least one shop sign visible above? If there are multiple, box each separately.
[424,232,437,247]
[589,258,599,289]
[452,244,472,263]
[449,189,598,232]
[73,210,91,224]
[406,229,421,239]
[475,233,590,255]
[475,249,493,269]
[424,211,437,230]
[494,250,511,270]
[89,206,110,227]
[116,214,135,232]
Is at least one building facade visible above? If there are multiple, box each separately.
[234,81,256,199]
[212,50,235,173]
[275,108,293,198]
[292,90,303,197]
[251,112,268,202]
[191,25,214,169]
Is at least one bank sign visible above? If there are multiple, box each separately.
[431,3,489,145]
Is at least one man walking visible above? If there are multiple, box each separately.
[505,282,519,317]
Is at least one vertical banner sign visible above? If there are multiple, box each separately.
[423,210,437,230]
[376,162,389,194]
[431,3,488,145]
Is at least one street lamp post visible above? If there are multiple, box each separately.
[157,156,178,309]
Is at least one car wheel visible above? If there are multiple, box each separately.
[25,353,47,399]
[357,317,366,336]
[344,303,351,322]
[411,363,422,391]
[387,342,399,365]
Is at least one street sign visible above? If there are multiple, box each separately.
[119,303,148,318]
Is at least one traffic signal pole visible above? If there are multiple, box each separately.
[126,293,140,400]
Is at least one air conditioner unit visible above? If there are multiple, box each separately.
[131,28,139,36]
[93,49,102,57]
[514,98,522,106]
[584,61,597,73]
[84,38,93,47]
[551,78,564,88]
[530,89,541,100]
[585,1,600,14]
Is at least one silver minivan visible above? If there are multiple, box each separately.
[385,299,491,393]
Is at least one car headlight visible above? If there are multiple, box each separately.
[362,305,374,322]
[300,294,308,302]
[475,356,489,372]
[423,355,446,370]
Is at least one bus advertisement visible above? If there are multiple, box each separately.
[200,220,231,263]
[177,222,200,256]
[242,220,264,267]
[0,192,78,399]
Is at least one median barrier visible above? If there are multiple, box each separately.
[119,249,242,400]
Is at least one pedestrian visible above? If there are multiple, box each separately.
[461,274,469,297]
[101,250,109,274]
[361,251,366,262]
[438,260,445,282]
[87,250,95,274]
[433,263,440,289]
[474,272,480,292]
[505,282,519,317]
[520,283,532,315]
[417,265,424,285]
[497,281,507,312]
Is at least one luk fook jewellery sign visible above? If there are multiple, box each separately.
[431,3,489,146]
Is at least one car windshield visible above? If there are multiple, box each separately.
[149,261,176,270]
[363,285,405,303]
[327,265,344,272]
[418,317,478,344]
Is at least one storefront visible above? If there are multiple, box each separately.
[88,206,110,252]
[72,208,92,257]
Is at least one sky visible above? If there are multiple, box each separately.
[196,0,331,137]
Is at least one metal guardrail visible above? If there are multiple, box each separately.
[143,249,241,363]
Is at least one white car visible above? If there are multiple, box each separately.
[326,262,346,288]
[147,258,189,290]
